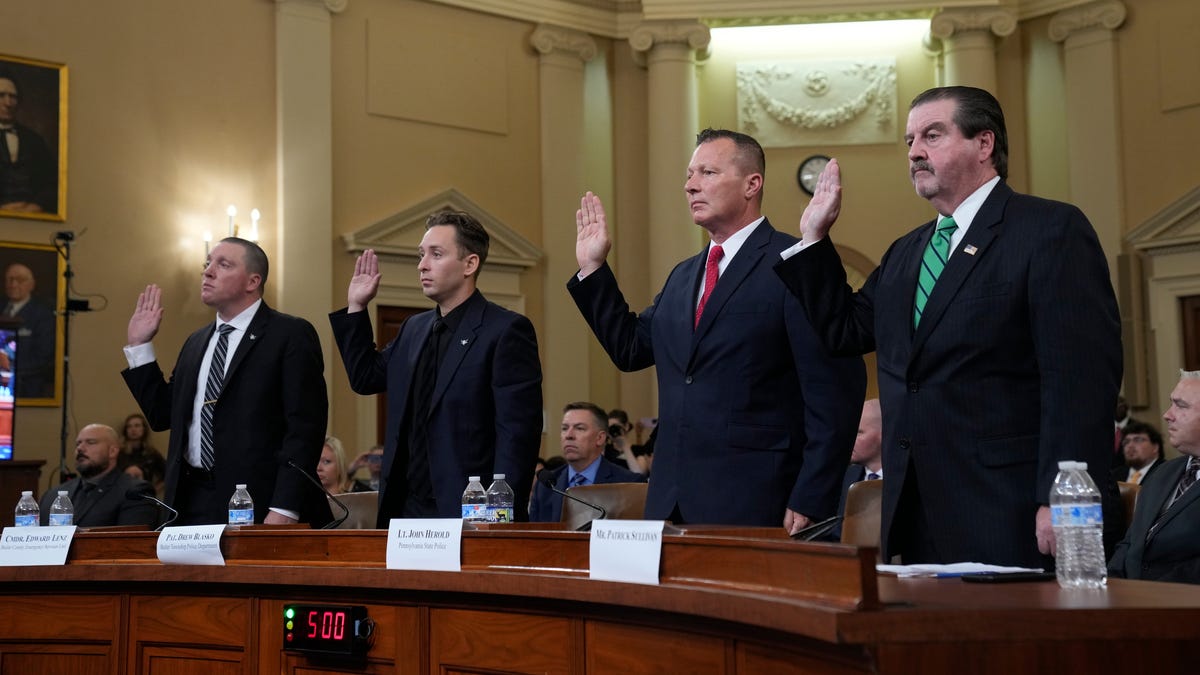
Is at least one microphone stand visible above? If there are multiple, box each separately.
[54,232,75,485]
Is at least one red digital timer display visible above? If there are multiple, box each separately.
[283,604,371,656]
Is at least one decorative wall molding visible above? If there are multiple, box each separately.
[929,7,1017,40]
[628,19,711,53]
[1047,0,1126,43]
[736,58,896,147]
[275,0,347,14]
[530,23,599,61]
[1128,186,1200,256]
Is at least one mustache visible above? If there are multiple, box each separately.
[911,160,934,176]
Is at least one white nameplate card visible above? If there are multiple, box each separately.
[0,526,77,566]
[156,525,226,565]
[589,520,664,585]
[386,519,463,572]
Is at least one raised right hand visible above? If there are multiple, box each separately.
[128,284,164,346]
[348,249,382,313]
[576,192,612,277]
[799,158,843,244]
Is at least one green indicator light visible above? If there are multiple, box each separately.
[285,608,294,619]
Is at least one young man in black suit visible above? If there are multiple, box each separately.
[123,237,331,527]
[331,211,543,525]
[777,86,1123,567]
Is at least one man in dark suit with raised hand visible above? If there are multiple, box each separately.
[530,401,646,523]
[331,211,542,526]
[40,423,158,528]
[776,86,1122,567]
[1110,370,1200,583]
[570,128,865,534]
[123,237,331,527]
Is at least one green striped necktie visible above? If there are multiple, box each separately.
[913,216,957,329]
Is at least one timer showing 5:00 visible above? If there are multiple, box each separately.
[282,604,373,657]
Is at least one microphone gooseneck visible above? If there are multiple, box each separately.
[536,468,607,529]
[286,459,350,529]
[125,489,179,532]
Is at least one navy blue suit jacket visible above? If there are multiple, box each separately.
[123,303,332,527]
[1110,456,1200,583]
[330,291,543,526]
[528,457,647,523]
[776,182,1122,567]
[569,219,865,526]
[40,469,159,528]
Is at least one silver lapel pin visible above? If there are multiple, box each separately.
[460,339,469,346]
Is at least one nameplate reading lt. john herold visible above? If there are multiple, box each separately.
[387,518,463,572]
[589,520,664,585]
[0,526,77,566]
[156,525,226,566]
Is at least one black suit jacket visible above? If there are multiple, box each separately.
[0,122,57,212]
[1111,459,1163,486]
[528,457,647,523]
[330,291,543,526]
[123,302,332,526]
[569,219,865,526]
[12,298,55,398]
[776,182,1122,567]
[39,469,158,528]
[1110,456,1200,583]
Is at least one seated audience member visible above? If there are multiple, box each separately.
[346,444,384,492]
[40,423,159,528]
[530,402,647,522]
[829,399,883,540]
[317,436,358,494]
[605,408,644,474]
[1110,370,1200,583]
[1112,420,1165,486]
[119,412,166,496]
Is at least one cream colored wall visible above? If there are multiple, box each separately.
[327,0,547,456]
[1,0,277,493]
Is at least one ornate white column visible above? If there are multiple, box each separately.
[530,23,597,416]
[1049,0,1127,281]
[275,0,343,389]
[629,20,710,290]
[929,8,1016,91]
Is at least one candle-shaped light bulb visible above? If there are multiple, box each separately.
[203,230,212,258]
[226,204,237,236]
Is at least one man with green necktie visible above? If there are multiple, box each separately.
[774,86,1123,569]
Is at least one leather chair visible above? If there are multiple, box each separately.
[840,479,883,550]
[1117,481,1140,535]
[560,482,648,531]
[329,491,379,529]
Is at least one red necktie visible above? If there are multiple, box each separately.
[695,245,724,328]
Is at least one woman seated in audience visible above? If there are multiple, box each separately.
[317,436,359,494]
[120,413,166,497]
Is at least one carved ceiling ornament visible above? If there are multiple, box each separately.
[736,58,896,148]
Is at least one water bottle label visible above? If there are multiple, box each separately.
[1051,504,1069,527]
[490,506,513,523]
[13,514,36,527]
[1077,503,1102,526]
[461,504,487,522]
[228,508,254,525]
[49,514,73,526]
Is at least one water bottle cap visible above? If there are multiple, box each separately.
[468,476,480,482]
[493,473,505,480]
[1076,461,1089,471]
[20,491,31,497]
[58,491,67,496]
[235,483,247,489]
[1057,461,1073,470]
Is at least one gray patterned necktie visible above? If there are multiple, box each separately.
[199,324,236,470]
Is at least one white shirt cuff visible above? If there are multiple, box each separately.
[779,237,822,261]
[123,342,157,369]
[269,507,300,521]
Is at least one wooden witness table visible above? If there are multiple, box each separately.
[0,524,1197,674]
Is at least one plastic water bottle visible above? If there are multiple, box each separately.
[1050,461,1107,589]
[485,474,515,523]
[14,490,38,527]
[49,490,74,526]
[461,476,488,523]
[228,484,254,525]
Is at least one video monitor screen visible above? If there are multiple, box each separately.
[0,325,15,460]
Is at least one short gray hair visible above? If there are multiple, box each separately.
[1181,370,1200,380]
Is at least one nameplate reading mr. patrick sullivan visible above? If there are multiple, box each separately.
[590,520,664,585]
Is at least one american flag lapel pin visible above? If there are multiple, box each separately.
[249,333,258,340]
[460,339,469,346]
[964,245,978,256]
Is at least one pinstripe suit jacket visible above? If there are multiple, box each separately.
[776,181,1123,567]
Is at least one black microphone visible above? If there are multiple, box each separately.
[286,459,350,530]
[537,468,606,530]
[125,489,179,532]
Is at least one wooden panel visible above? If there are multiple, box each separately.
[875,640,1189,675]
[431,609,572,675]
[140,645,243,675]
[0,594,118,639]
[737,640,871,675]
[0,643,110,675]
[261,599,426,675]
[587,621,729,675]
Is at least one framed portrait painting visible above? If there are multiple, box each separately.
[0,242,64,406]
[0,53,68,221]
